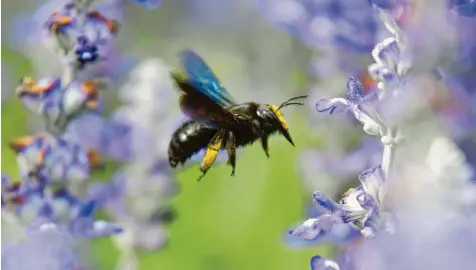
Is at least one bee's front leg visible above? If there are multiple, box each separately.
[261,135,270,158]
[198,130,226,181]
[225,131,236,176]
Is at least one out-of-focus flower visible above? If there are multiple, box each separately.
[43,1,119,69]
[257,0,382,53]
[299,138,383,195]
[2,174,25,207]
[448,0,476,17]
[2,226,83,270]
[130,0,164,9]
[368,36,410,94]
[9,134,104,185]
[310,255,340,270]
[16,76,106,134]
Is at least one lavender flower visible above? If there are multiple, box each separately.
[16,76,106,134]
[9,134,104,185]
[2,226,83,270]
[449,0,476,17]
[3,1,163,269]
[257,0,382,53]
[290,166,391,242]
[130,0,164,9]
[316,76,386,137]
[310,255,340,270]
[43,0,119,70]
[287,1,476,269]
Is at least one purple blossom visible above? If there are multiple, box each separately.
[257,0,381,53]
[2,227,83,270]
[130,0,164,9]
[316,76,385,137]
[9,134,103,184]
[310,255,340,270]
[288,166,392,264]
[16,76,106,134]
[449,0,476,17]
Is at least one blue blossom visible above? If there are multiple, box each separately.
[449,0,476,17]
[2,226,83,270]
[310,255,340,270]
[16,76,106,134]
[42,0,120,69]
[2,174,25,207]
[257,0,382,53]
[316,76,385,137]
[9,134,103,184]
[290,166,390,243]
[130,0,164,9]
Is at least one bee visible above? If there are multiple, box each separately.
[168,50,307,181]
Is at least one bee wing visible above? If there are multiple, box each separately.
[171,50,237,124]
[176,83,236,124]
[177,50,237,108]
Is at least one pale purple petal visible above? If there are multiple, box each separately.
[358,166,385,203]
[310,255,340,270]
[316,98,352,115]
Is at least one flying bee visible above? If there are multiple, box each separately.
[168,50,307,181]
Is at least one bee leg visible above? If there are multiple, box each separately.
[261,135,270,158]
[225,131,236,176]
[199,130,225,181]
[250,119,265,137]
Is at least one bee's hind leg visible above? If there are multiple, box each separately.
[225,131,236,176]
[199,130,226,181]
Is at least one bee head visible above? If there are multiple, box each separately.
[258,95,308,146]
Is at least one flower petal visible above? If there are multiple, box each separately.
[358,166,384,203]
[346,77,365,103]
[316,98,351,115]
[310,255,340,270]
[313,192,342,213]
[288,216,334,240]
[352,109,383,136]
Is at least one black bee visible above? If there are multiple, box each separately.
[168,50,307,181]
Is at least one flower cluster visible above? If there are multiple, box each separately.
[263,1,476,269]
[2,0,164,269]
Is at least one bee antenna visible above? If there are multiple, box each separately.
[277,95,308,110]
[280,102,305,109]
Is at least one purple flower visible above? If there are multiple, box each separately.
[257,0,381,53]
[2,226,83,270]
[310,255,340,270]
[290,166,389,242]
[8,180,122,238]
[449,0,476,17]
[130,0,164,9]
[316,76,385,136]
[9,134,104,184]
[42,1,120,68]
[16,76,106,134]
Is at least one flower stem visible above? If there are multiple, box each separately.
[382,143,394,179]
[381,128,398,179]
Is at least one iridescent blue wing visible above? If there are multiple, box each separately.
[178,50,237,108]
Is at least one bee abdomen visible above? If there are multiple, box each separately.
[168,120,217,167]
